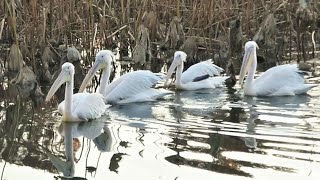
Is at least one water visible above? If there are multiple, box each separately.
[0,83,320,180]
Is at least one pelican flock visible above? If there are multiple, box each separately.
[239,41,316,96]
[165,51,228,90]
[79,50,171,104]
[46,62,107,122]
[46,43,317,123]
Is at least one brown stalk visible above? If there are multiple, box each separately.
[0,18,5,40]
[176,0,180,18]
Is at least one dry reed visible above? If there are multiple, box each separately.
[0,0,319,79]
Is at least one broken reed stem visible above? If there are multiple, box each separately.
[0,18,5,40]
[5,0,18,44]
[49,0,53,39]
[43,7,46,41]
[107,25,127,39]
[92,23,98,47]
[89,0,94,51]
[176,0,180,18]
[311,31,316,58]
[121,0,125,24]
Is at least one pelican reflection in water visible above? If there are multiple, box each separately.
[47,119,115,178]
[239,41,316,96]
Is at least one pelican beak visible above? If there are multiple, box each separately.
[165,60,179,87]
[46,70,69,101]
[239,47,255,88]
[79,61,102,92]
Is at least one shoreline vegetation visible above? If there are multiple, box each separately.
[0,0,319,106]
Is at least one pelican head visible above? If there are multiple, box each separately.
[46,62,75,101]
[79,50,115,92]
[165,51,187,86]
[239,41,259,88]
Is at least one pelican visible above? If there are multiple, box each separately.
[165,51,228,90]
[239,41,316,96]
[79,50,171,104]
[46,62,107,122]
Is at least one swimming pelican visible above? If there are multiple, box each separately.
[79,50,171,104]
[165,51,228,90]
[46,62,107,122]
[239,41,316,96]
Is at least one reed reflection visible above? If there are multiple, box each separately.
[0,97,62,179]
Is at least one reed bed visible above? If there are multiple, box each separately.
[0,0,319,64]
[0,0,319,88]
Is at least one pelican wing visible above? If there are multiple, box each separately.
[181,59,224,84]
[117,88,172,104]
[58,93,107,120]
[253,64,312,96]
[104,70,166,103]
[178,76,229,90]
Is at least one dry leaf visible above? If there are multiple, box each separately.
[8,43,23,72]
[164,17,185,50]
[132,24,151,65]
[253,13,277,48]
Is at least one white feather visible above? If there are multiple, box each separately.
[176,76,227,90]
[240,41,316,96]
[181,59,224,84]
[167,52,228,90]
[58,93,108,120]
[80,50,172,104]
[249,64,316,96]
[117,88,172,104]
[105,70,171,104]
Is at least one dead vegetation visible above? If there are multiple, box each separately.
[0,0,320,104]
[132,24,151,69]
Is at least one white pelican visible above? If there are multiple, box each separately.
[239,41,316,96]
[46,62,107,122]
[79,50,171,104]
[165,51,228,90]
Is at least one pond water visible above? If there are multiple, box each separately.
[0,78,320,180]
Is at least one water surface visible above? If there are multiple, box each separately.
[0,81,320,180]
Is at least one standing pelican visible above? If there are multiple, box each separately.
[239,41,316,96]
[79,50,171,104]
[46,62,107,122]
[165,51,228,90]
